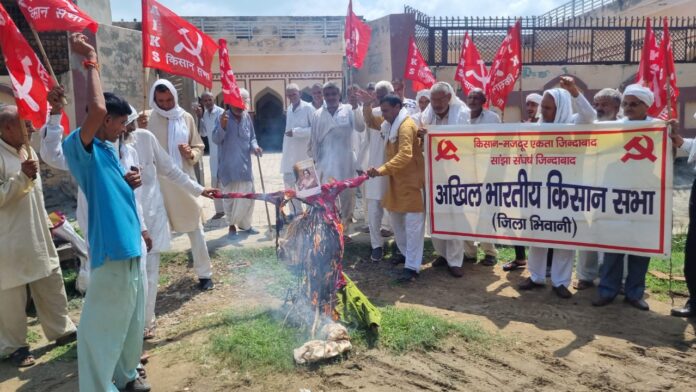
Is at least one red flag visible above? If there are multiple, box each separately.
[636,18,659,86]
[454,33,489,97]
[0,4,53,128]
[657,17,678,120]
[218,39,245,110]
[60,110,70,135]
[404,35,435,92]
[142,0,218,88]
[344,0,371,69]
[18,0,98,33]
[487,20,522,112]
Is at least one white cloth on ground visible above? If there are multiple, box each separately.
[391,211,425,272]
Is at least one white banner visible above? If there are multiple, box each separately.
[425,121,673,258]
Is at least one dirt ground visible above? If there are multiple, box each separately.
[2,237,695,392]
[3,154,695,391]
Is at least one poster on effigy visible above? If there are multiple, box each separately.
[425,121,673,258]
[293,159,321,198]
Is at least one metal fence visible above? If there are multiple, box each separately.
[404,6,696,66]
[186,17,344,40]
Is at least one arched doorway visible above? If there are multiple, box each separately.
[254,89,286,152]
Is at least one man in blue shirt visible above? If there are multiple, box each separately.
[62,33,150,392]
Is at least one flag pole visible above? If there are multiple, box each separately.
[19,119,32,158]
[30,28,67,105]
[142,67,149,113]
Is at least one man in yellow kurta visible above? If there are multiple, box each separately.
[0,105,76,367]
[145,79,213,290]
[366,95,425,283]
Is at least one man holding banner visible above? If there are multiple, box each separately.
[518,77,596,298]
[592,84,658,311]
[463,88,500,266]
[420,82,470,277]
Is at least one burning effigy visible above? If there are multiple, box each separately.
[215,174,381,364]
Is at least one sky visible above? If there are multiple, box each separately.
[112,0,568,21]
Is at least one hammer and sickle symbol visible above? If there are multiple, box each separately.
[621,135,657,163]
[435,139,460,162]
[174,28,204,65]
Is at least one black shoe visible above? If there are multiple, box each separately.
[592,296,614,307]
[463,256,477,264]
[552,285,573,299]
[625,297,649,311]
[431,256,448,267]
[390,254,406,265]
[671,300,695,317]
[120,377,151,392]
[481,255,497,266]
[396,268,418,283]
[197,278,214,291]
[518,277,545,291]
[370,247,383,262]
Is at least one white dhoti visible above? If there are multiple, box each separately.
[144,252,161,330]
[223,181,255,229]
[432,238,466,267]
[576,251,599,282]
[463,241,498,258]
[390,212,425,272]
[367,199,385,249]
[188,226,213,279]
[338,188,356,228]
[528,247,574,288]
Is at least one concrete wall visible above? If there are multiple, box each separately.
[76,0,112,26]
[585,0,696,18]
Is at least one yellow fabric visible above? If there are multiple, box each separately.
[0,142,59,290]
[377,117,425,213]
[147,111,206,232]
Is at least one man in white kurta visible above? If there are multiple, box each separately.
[146,79,214,290]
[124,114,214,333]
[308,82,365,228]
[198,92,225,218]
[359,81,394,262]
[281,83,314,214]
[0,106,76,365]
[519,77,596,299]
[463,89,500,266]
[419,82,470,278]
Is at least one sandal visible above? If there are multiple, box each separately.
[502,259,527,271]
[9,347,35,367]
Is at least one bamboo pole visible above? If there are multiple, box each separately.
[142,67,149,113]
[30,28,67,105]
[256,154,273,233]
[19,119,32,161]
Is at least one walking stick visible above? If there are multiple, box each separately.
[256,154,273,235]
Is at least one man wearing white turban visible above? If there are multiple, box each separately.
[525,93,542,122]
[671,111,696,318]
[147,79,214,291]
[518,76,596,298]
[592,84,655,311]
